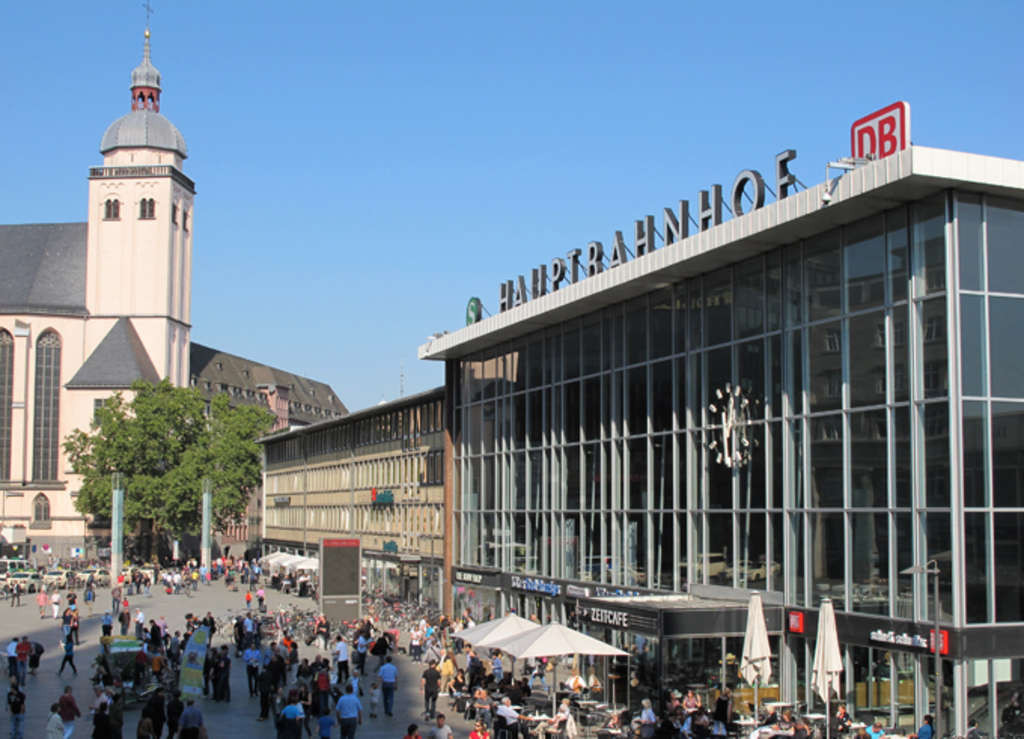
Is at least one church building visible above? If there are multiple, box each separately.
[0,30,346,559]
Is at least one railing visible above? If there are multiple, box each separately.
[89,165,195,191]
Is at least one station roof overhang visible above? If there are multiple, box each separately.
[420,146,1024,362]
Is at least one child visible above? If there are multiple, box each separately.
[318,711,337,739]
[369,680,382,718]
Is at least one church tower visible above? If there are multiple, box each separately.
[84,29,193,386]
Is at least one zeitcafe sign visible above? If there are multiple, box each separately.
[493,103,911,315]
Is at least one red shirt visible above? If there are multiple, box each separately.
[14,642,30,663]
[58,693,81,721]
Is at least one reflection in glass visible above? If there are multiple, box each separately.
[810,512,844,605]
[738,339,765,412]
[705,268,733,346]
[626,298,647,366]
[849,311,886,407]
[964,513,988,623]
[767,251,782,331]
[582,321,601,376]
[961,294,986,397]
[674,284,687,355]
[651,288,673,359]
[706,347,732,414]
[914,195,947,295]
[808,322,842,412]
[652,361,672,433]
[850,409,888,508]
[628,437,646,509]
[845,215,885,310]
[921,299,948,399]
[735,258,764,338]
[706,513,732,585]
[565,328,580,379]
[887,207,909,302]
[992,402,1024,507]
[805,229,842,321]
[963,401,987,508]
[925,402,950,508]
[565,445,580,510]
[990,297,1024,397]
[958,193,984,292]
[810,415,843,507]
[987,197,1024,295]
[738,512,766,590]
[785,244,802,327]
[583,377,601,441]
[850,512,889,613]
[628,366,646,436]
[565,381,580,443]
[994,513,1024,622]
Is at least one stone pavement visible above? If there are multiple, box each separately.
[0,582,477,739]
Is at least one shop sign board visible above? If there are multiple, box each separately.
[870,628,949,656]
[851,101,911,160]
[565,584,591,598]
[454,568,503,587]
[510,574,561,597]
[578,602,660,634]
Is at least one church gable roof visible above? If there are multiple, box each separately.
[67,317,160,389]
[0,223,87,316]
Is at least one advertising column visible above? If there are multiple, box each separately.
[321,538,361,622]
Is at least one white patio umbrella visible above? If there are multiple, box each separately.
[739,592,772,719]
[262,551,291,565]
[293,556,319,571]
[811,598,843,739]
[488,622,628,714]
[457,613,540,647]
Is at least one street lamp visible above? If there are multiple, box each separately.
[901,560,942,738]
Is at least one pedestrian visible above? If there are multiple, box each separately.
[84,584,95,617]
[334,684,362,739]
[58,635,78,677]
[70,606,81,645]
[5,639,16,678]
[14,637,30,687]
[166,690,184,738]
[57,685,82,737]
[334,635,349,684]
[421,659,441,720]
[317,708,336,739]
[244,643,261,697]
[28,642,43,676]
[430,713,453,739]
[51,590,62,619]
[368,681,381,718]
[92,701,113,739]
[257,666,274,721]
[315,614,330,652]
[9,583,19,608]
[178,699,203,739]
[134,609,146,641]
[245,590,252,611]
[46,702,63,739]
[119,609,131,636]
[142,687,166,738]
[404,723,423,739]
[377,656,398,717]
[277,692,304,738]
[6,678,26,739]
[37,589,48,619]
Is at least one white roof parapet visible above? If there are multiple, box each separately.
[420,146,1024,361]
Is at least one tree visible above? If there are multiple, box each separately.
[65,379,273,540]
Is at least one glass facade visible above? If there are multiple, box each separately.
[451,191,1024,733]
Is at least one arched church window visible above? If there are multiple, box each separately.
[0,330,12,480]
[32,331,61,481]
[139,198,156,220]
[32,494,50,523]
[104,199,120,220]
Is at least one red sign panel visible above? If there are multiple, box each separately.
[788,611,805,634]
[932,628,950,656]
[851,101,911,160]
[322,538,359,548]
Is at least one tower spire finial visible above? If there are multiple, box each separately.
[141,2,154,61]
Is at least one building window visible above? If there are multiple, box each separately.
[32,331,61,481]
[0,330,11,480]
[139,198,156,220]
[103,199,120,220]
[171,204,178,225]
[33,493,50,522]
[183,210,190,231]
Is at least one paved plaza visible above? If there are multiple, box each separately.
[2,582,472,739]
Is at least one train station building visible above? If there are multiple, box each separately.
[419,106,1024,735]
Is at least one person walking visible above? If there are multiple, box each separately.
[430,713,453,739]
[91,702,113,739]
[14,637,30,687]
[378,656,398,718]
[5,639,16,679]
[243,643,261,697]
[334,635,349,684]
[421,659,441,720]
[36,589,48,619]
[165,691,184,738]
[46,702,63,739]
[141,687,166,739]
[57,685,82,738]
[6,678,26,739]
[119,609,131,636]
[178,699,203,739]
[58,635,78,677]
[257,666,274,721]
[9,583,19,609]
[134,609,146,641]
[334,684,362,739]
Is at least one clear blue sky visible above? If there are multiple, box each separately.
[2,1,1021,411]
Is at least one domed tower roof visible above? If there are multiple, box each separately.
[99,29,187,159]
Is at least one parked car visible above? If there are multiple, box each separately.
[6,571,43,592]
[77,568,111,587]
[42,569,70,589]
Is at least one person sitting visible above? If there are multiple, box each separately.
[833,705,853,735]
[866,721,886,739]
[566,669,586,695]
[769,710,796,738]
[473,685,493,728]
[497,696,538,739]
[910,716,934,739]
[586,670,602,700]
[542,698,572,738]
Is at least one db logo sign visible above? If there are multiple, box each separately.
[851,101,911,160]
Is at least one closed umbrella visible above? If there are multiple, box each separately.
[739,592,772,719]
[811,598,843,739]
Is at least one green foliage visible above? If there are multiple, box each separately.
[64,379,273,536]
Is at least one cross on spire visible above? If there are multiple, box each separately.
[142,0,154,28]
